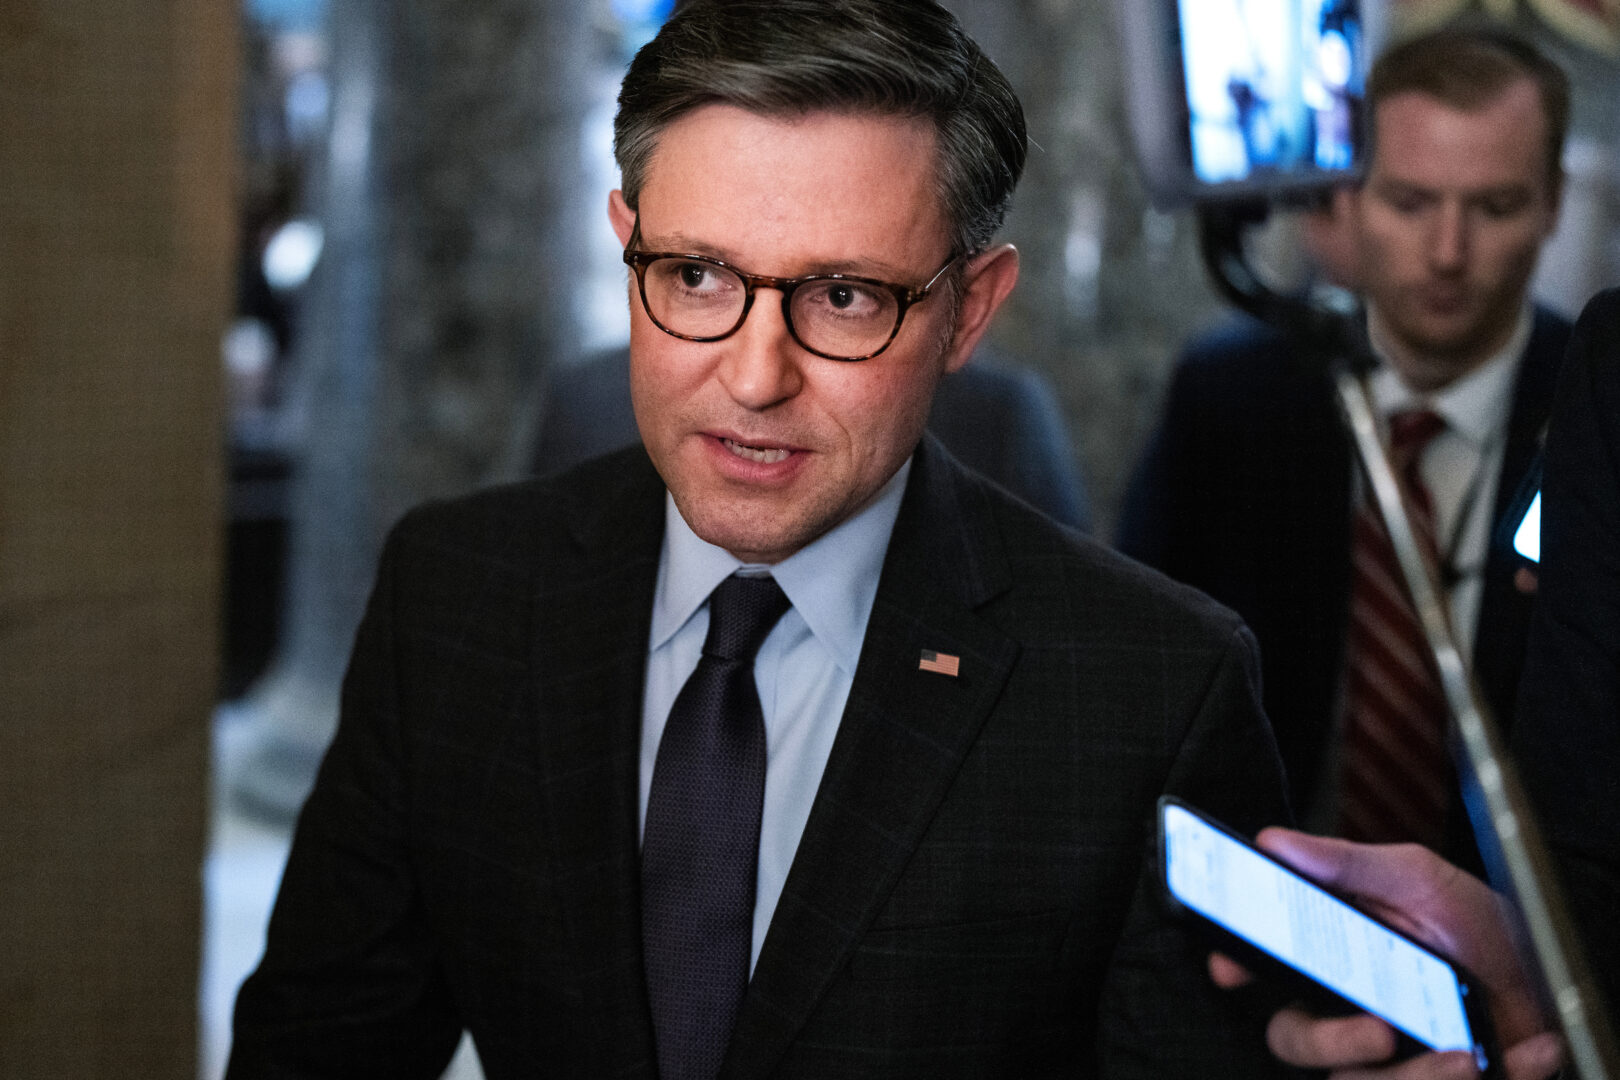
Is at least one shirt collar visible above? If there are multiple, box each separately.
[649,458,912,677]
[1367,303,1529,450]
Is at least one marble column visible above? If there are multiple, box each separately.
[947,0,1227,537]
[1533,27,1620,315]
[233,0,594,818]
[0,0,235,1072]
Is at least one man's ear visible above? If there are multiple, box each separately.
[943,244,1020,373]
[609,189,636,247]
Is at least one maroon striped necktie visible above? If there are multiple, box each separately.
[1337,408,1451,848]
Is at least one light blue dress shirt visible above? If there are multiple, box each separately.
[640,459,911,972]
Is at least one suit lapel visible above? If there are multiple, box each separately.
[722,439,1020,1080]
[1489,308,1565,533]
[1473,308,1568,721]
[528,448,665,1075]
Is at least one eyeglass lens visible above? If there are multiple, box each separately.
[642,257,902,359]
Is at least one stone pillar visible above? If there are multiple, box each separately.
[0,0,235,1074]
[947,0,1227,536]
[1532,30,1620,317]
[233,0,593,818]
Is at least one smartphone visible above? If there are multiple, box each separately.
[1159,798,1499,1074]
[1510,490,1541,564]
[1496,458,1543,568]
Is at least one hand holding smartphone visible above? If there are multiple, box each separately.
[1159,798,1502,1076]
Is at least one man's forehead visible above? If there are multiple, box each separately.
[634,225,927,281]
[632,105,953,273]
[1368,82,1551,184]
[636,104,940,185]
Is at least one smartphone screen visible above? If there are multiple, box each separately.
[1512,490,1541,564]
[1161,801,1481,1056]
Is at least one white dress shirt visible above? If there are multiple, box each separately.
[1366,304,1531,653]
[640,459,910,972]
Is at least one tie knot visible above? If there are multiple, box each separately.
[703,574,791,664]
[1388,408,1446,463]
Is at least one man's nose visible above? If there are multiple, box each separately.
[1428,202,1469,274]
[716,290,804,410]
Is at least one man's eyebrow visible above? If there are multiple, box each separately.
[1368,177,1438,201]
[1373,179,1547,213]
[1369,176,1429,191]
[637,230,728,257]
[635,231,921,280]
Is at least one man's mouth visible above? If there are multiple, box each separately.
[721,437,792,465]
[1416,285,1471,311]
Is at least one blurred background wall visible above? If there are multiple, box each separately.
[0,0,236,1074]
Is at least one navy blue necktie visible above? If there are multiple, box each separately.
[642,573,791,1080]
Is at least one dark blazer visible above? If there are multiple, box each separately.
[1117,307,1571,826]
[228,437,1291,1079]
[1514,287,1620,1022]
[531,346,1094,531]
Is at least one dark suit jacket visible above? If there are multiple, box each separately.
[229,437,1291,1079]
[531,346,1094,531]
[1514,287,1620,1022]
[1116,308,1571,835]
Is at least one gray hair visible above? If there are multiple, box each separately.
[613,0,1027,255]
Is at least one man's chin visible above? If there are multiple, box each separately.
[676,499,822,566]
[1387,308,1502,371]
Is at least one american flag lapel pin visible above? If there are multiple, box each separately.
[918,649,960,677]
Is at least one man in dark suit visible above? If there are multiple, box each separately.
[1119,26,1573,861]
[228,2,1291,1077]
[1514,286,1620,1025]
